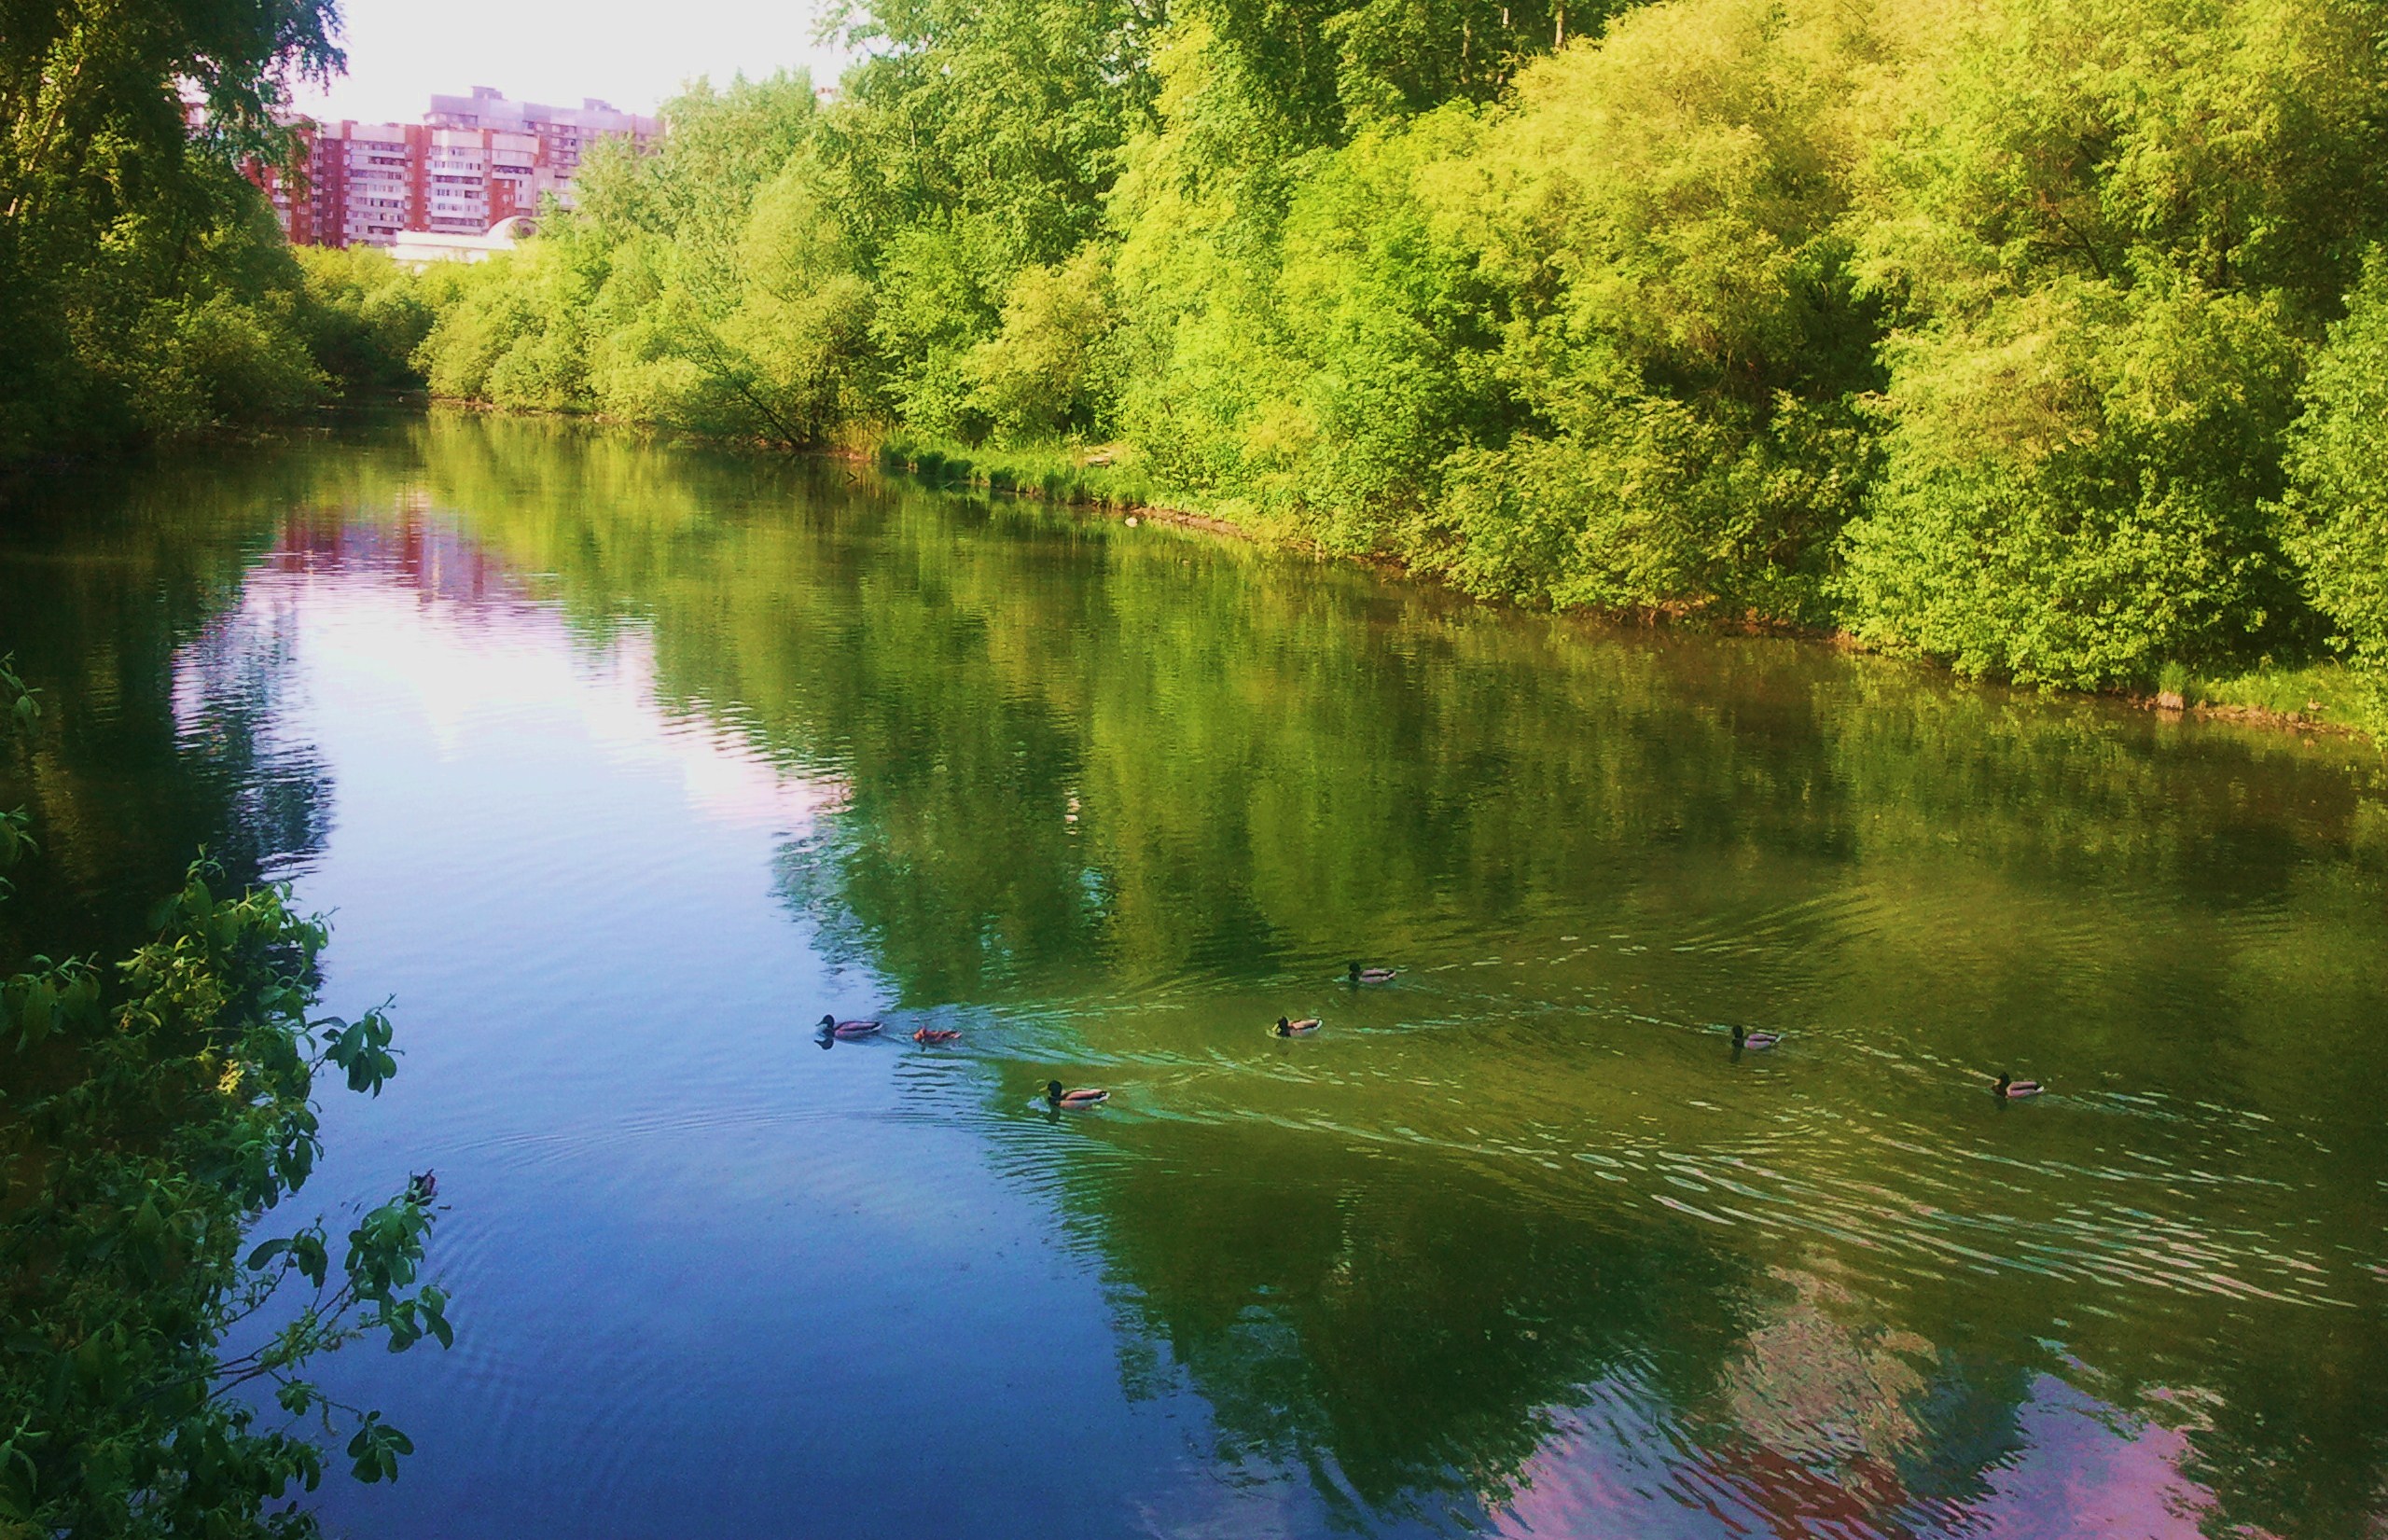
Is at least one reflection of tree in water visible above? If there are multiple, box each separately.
[1046,1121,2101,1538]
[167,598,331,880]
[1063,1104,2388,1536]
[1695,1266,2022,1535]
[764,613,1115,998]
[1719,1268,1934,1470]
[2173,1308,2388,1540]
[0,450,349,968]
[1062,1120,1760,1528]
[410,410,2388,1538]
[1069,1128,2372,1540]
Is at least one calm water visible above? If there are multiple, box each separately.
[5,414,2386,1539]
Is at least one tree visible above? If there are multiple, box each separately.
[2281,254,2388,699]
[0,0,343,461]
[1837,0,2384,686]
[394,0,2388,694]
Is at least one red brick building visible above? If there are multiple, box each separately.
[260,88,659,250]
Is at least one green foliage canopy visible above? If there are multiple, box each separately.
[379,0,2388,705]
[1836,0,2383,686]
[0,0,348,459]
[2282,256,2388,689]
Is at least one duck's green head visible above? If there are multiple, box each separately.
[1046,1079,1064,1100]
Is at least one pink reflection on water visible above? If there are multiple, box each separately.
[270,499,541,617]
[1491,1374,2256,1540]
[1966,1378,2260,1540]
[186,506,847,842]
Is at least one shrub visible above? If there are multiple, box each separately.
[1839,279,2312,687]
[2280,254,2388,685]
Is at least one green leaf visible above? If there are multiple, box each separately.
[0,1432,36,1521]
[294,1232,329,1289]
[346,1416,415,1483]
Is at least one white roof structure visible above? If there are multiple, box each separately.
[391,216,537,269]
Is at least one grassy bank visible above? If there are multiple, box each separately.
[871,434,1159,511]
[2182,660,2385,739]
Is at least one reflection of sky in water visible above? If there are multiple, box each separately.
[1505,1373,2229,1538]
[192,552,1283,1539]
[48,451,2373,1540]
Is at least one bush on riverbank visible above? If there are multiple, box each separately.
[875,435,1159,510]
[2281,257,2388,715]
[294,246,443,395]
[407,76,879,446]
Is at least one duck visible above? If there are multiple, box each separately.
[406,1170,437,1205]
[1731,1025,1781,1050]
[1274,1016,1322,1036]
[817,1014,882,1039]
[912,1026,962,1045]
[1046,1079,1109,1108]
[1346,962,1397,984]
[1992,1073,2043,1098]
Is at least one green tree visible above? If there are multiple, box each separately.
[1840,277,2310,686]
[294,245,437,394]
[417,73,882,446]
[966,245,1118,442]
[1837,0,2385,686]
[0,0,343,461]
[2280,253,2388,703]
[389,0,2388,699]
[1421,0,1899,618]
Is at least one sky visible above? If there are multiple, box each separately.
[288,0,851,125]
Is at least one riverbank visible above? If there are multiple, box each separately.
[866,430,2384,748]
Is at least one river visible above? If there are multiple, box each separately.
[3,412,2383,1538]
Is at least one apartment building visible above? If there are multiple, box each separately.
[427,86,658,182]
[261,88,659,250]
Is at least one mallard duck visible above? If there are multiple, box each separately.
[1347,962,1397,984]
[1046,1079,1109,1108]
[1274,1016,1322,1036]
[1993,1073,2043,1098]
[913,1026,961,1045]
[1731,1025,1781,1050]
[817,1014,882,1038]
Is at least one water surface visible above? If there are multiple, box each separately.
[4,414,2385,1538]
